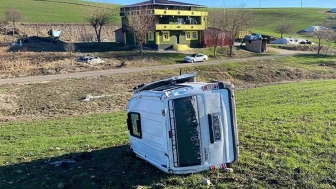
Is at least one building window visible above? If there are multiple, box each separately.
[148,32,154,41]
[163,31,170,41]
[186,31,191,40]
[186,31,198,40]
[188,17,198,24]
[177,18,184,25]
[127,112,142,139]
[192,31,198,40]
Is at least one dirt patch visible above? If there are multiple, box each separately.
[1,57,336,123]
[272,45,336,55]
[0,47,174,79]
[0,92,18,122]
[325,61,336,68]
[16,24,119,42]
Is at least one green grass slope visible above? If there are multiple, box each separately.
[0,0,120,23]
[0,80,335,188]
[0,0,331,39]
[250,8,330,37]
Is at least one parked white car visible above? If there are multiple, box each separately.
[184,53,208,63]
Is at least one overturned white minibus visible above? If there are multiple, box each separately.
[126,73,238,174]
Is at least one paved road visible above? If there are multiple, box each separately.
[0,52,312,85]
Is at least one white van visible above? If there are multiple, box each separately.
[126,73,238,174]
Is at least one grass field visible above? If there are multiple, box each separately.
[0,0,331,35]
[1,1,334,46]
[0,80,335,188]
[251,8,330,37]
[0,0,120,23]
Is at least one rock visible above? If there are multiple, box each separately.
[224,168,234,173]
[16,170,23,174]
[83,95,92,102]
[294,167,301,174]
[200,179,211,186]
[8,181,13,184]
[178,180,184,185]
[57,183,65,189]
[134,185,143,189]
[251,178,258,182]
[151,183,165,189]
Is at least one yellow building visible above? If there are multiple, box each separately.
[117,0,208,50]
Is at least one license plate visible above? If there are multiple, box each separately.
[210,163,226,170]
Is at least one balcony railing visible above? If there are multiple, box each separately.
[154,9,208,16]
[121,9,208,17]
[156,24,206,30]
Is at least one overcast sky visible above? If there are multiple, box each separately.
[86,0,336,8]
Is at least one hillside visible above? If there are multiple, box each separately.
[0,79,335,188]
[0,0,120,23]
[250,8,331,37]
[0,1,331,35]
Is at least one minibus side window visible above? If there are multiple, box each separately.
[127,112,142,139]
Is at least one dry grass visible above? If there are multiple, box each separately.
[272,44,336,54]
[17,24,120,42]
[0,93,17,115]
[0,47,124,78]
[0,48,74,77]
[0,55,336,123]
[0,46,241,78]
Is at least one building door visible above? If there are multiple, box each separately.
[176,35,180,44]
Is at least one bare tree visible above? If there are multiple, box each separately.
[4,8,23,37]
[64,43,75,56]
[206,10,225,58]
[0,20,8,34]
[224,6,253,57]
[64,42,76,64]
[124,7,157,55]
[85,7,113,43]
[313,29,335,54]
[275,20,293,38]
[0,20,8,43]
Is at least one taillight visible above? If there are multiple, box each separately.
[202,83,219,91]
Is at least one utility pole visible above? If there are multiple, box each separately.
[259,0,261,8]
[301,0,302,9]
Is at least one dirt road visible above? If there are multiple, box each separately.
[0,53,310,85]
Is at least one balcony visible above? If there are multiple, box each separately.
[154,9,208,17]
[156,24,206,31]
